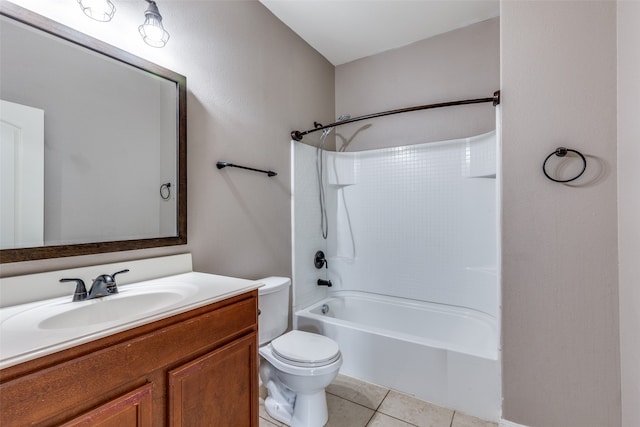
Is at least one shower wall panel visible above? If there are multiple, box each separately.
[325,132,497,316]
[291,141,331,312]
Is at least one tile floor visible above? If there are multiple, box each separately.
[259,374,497,427]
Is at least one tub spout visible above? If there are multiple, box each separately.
[317,279,332,287]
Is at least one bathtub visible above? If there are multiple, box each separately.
[295,291,501,422]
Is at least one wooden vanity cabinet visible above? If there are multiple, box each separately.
[61,383,154,427]
[0,291,259,427]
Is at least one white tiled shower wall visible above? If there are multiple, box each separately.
[292,131,497,317]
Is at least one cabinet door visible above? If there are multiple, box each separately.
[61,383,153,427]
[168,333,257,426]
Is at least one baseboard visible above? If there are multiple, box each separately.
[500,419,529,427]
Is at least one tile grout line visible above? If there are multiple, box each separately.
[369,389,421,427]
[375,389,391,411]
[363,411,376,427]
[370,411,421,427]
[324,390,381,426]
[325,389,390,413]
[326,388,418,427]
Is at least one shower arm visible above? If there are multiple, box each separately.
[291,90,500,142]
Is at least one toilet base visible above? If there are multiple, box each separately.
[264,395,293,425]
[264,389,329,427]
[289,390,329,427]
[263,378,295,425]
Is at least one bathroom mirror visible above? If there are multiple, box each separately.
[0,3,187,263]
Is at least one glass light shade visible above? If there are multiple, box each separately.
[138,2,170,48]
[77,0,116,22]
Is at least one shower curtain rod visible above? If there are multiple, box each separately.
[291,90,500,141]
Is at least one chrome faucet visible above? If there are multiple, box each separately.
[60,269,129,302]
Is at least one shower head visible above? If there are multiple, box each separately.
[321,114,352,137]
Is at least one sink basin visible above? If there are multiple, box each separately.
[3,283,198,331]
[39,291,184,329]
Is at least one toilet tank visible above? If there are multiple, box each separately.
[257,277,291,346]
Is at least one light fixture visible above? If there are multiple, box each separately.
[78,0,170,48]
[138,0,170,48]
[77,0,116,22]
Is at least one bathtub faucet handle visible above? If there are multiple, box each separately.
[314,251,328,269]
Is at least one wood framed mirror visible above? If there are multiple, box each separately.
[0,3,186,263]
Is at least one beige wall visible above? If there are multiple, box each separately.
[501,2,620,426]
[1,1,334,280]
[2,2,635,426]
[335,18,499,151]
[618,1,640,426]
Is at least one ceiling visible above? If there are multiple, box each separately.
[259,0,499,66]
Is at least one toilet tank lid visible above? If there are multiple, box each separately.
[257,276,291,295]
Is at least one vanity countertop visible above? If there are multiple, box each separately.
[0,272,262,370]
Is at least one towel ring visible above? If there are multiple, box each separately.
[542,147,586,183]
[160,182,171,200]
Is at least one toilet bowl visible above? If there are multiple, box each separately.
[258,277,342,427]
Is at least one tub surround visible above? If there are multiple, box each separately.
[292,132,498,315]
[323,132,498,316]
[292,131,500,421]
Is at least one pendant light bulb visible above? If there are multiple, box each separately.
[77,0,116,22]
[138,1,170,48]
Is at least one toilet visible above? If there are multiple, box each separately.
[258,277,342,427]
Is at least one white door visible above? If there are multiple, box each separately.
[0,99,44,249]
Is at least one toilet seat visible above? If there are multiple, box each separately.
[271,330,340,367]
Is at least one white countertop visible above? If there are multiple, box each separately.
[0,272,262,370]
